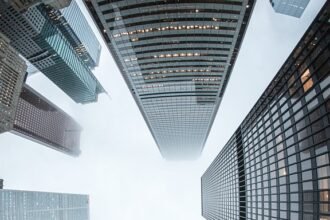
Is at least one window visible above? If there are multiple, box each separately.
[318,166,330,178]
[319,179,330,190]
[317,154,330,166]
[301,69,313,92]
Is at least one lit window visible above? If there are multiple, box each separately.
[319,179,330,190]
[301,69,313,92]
[320,191,330,202]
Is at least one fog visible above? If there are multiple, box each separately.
[0,1,325,219]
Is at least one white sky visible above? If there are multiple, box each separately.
[0,0,326,219]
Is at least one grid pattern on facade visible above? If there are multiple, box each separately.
[61,0,101,68]
[84,0,255,159]
[202,2,330,220]
[12,85,82,156]
[0,33,27,133]
[0,189,89,220]
[202,136,240,220]
[270,0,310,18]
[0,1,105,104]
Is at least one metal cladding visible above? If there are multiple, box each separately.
[202,2,330,219]
[13,85,82,156]
[84,0,255,160]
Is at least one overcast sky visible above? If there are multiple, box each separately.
[0,0,326,219]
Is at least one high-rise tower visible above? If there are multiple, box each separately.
[0,189,90,220]
[60,0,101,68]
[0,1,105,104]
[84,0,255,159]
[12,84,82,156]
[0,32,27,134]
[10,0,72,11]
[202,2,330,219]
[270,0,310,18]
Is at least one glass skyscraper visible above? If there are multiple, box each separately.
[61,0,101,68]
[0,32,27,134]
[84,0,255,160]
[12,84,82,156]
[0,1,105,104]
[9,0,72,11]
[202,2,329,219]
[270,0,310,18]
[0,189,90,220]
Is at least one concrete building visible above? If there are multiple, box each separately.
[0,32,27,134]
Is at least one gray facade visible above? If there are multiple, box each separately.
[0,189,89,220]
[202,2,330,219]
[61,0,101,68]
[10,0,72,11]
[0,32,27,134]
[270,0,310,18]
[0,1,105,104]
[12,85,82,156]
[84,0,255,160]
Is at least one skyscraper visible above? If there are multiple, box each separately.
[202,2,329,219]
[0,1,105,104]
[0,180,3,189]
[12,84,82,156]
[84,0,255,160]
[10,0,72,11]
[0,189,90,220]
[270,0,310,18]
[0,32,27,134]
[60,0,101,68]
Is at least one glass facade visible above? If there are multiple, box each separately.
[0,1,105,104]
[270,0,310,18]
[10,0,72,11]
[0,189,89,220]
[0,32,27,134]
[202,2,330,219]
[84,0,255,159]
[12,85,82,156]
[61,0,101,68]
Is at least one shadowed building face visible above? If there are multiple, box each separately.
[0,32,27,134]
[202,2,330,219]
[12,85,82,156]
[84,0,255,160]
